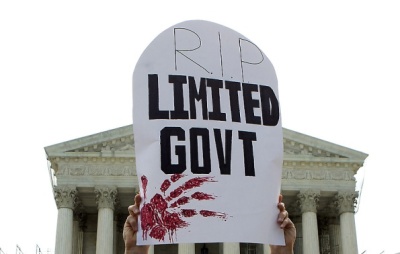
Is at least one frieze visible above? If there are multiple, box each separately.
[56,164,134,176]
[290,170,307,180]
[311,170,326,180]
[283,160,360,170]
[283,138,347,158]
[282,169,355,181]
[66,135,134,153]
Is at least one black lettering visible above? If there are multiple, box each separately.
[260,85,280,126]
[207,78,226,121]
[188,76,208,120]
[218,32,224,77]
[225,81,241,122]
[160,127,186,174]
[174,28,210,74]
[190,128,211,174]
[238,131,257,176]
[239,38,264,82]
[214,129,232,175]
[169,75,189,119]
[242,83,261,125]
[148,74,169,119]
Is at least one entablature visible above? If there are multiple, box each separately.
[283,156,364,171]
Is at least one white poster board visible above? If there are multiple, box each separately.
[132,20,284,245]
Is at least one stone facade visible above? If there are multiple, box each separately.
[45,125,368,254]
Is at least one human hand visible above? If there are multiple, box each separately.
[123,194,150,254]
[270,195,296,254]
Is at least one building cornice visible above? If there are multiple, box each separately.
[45,125,133,156]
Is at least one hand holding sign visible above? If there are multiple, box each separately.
[123,194,296,253]
[133,20,284,245]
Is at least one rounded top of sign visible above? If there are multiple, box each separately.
[134,19,277,86]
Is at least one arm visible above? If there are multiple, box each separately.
[123,194,150,254]
[269,195,296,254]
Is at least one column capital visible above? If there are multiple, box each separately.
[94,186,118,210]
[335,191,358,214]
[297,189,320,213]
[54,185,77,209]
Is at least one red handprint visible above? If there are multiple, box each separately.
[140,174,228,242]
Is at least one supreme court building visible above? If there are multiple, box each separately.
[45,125,368,254]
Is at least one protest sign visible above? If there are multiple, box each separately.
[132,20,284,245]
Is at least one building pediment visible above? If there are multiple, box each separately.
[282,128,367,161]
[45,125,135,157]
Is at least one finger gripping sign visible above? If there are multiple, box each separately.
[133,20,284,245]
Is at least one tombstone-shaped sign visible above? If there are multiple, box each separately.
[133,20,284,245]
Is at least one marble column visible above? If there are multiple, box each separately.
[223,242,240,254]
[178,243,195,254]
[54,185,77,254]
[298,189,320,254]
[336,192,358,254]
[95,186,118,254]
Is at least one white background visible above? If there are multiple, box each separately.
[0,1,399,253]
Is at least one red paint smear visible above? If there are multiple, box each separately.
[171,174,185,182]
[191,191,215,200]
[167,177,215,201]
[182,177,215,191]
[200,210,227,219]
[163,212,189,230]
[141,175,148,200]
[160,179,171,194]
[170,196,190,208]
[139,174,227,242]
[181,209,197,217]
[162,211,189,241]
[150,194,167,213]
[140,203,155,240]
[167,186,183,200]
[149,225,167,241]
